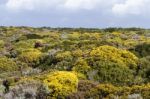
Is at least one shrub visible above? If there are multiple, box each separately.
[72,58,91,74]
[133,43,150,57]
[55,51,72,61]
[14,41,34,53]
[67,80,98,99]
[68,32,80,40]
[88,45,139,84]
[0,57,18,73]
[2,78,44,99]
[18,49,42,67]
[43,71,78,98]
[83,83,119,99]
[138,56,150,82]
[67,82,150,99]
[91,62,135,85]
[0,40,4,51]
[90,45,139,69]
[72,49,83,57]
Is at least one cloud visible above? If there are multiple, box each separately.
[112,0,150,15]
[1,0,150,28]
[6,0,61,11]
[5,0,121,11]
[64,0,101,10]
[6,0,104,11]
[4,0,150,15]
[6,0,34,10]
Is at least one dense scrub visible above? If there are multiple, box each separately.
[0,27,150,98]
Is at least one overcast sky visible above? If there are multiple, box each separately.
[0,0,150,28]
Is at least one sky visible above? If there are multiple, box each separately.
[0,0,150,28]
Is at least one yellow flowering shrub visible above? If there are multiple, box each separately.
[0,40,4,51]
[43,71,78,97]
[14,40,34,52]
[84,83,150,99]
[0,40,4,47]
[0,57,18,73]
[55,51,72,61]
[85,83,119,98]
[72,58,91,74]
[88,45,139,84]
[112,31,121,37]
[90,45,139,69]
[18,48,42,67]
[72,49,83,57]
[68,32,80,40]
[80,32,101,40]
[96,84,119,94]
[90,33,101,40]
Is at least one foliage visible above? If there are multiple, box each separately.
[88,45,139,84]
[138,56,150,82]
[132,43,150,57]
[90,45,139,69]
[0,57,18,73]
[55,51,72,61]
[72,58,91,74]
[18,49,42,67]
[0,27,150,98]
[0,40,4,51]
[43,71,78,97]
[68,82,150,99]
[72,49,83,57]
[1,78,44,99]
[91,61,135,85]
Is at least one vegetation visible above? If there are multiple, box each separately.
[0,27,150,98]
[43,71,78,98]
[0,56,18,73]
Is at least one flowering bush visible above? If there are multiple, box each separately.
[43,71,78,97]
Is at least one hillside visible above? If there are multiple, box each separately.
[0,27,150,99]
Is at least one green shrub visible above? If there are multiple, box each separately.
[133,43,150,57]
[92,62,135,85]
[138,56,150,82]
[88,45,139,84]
